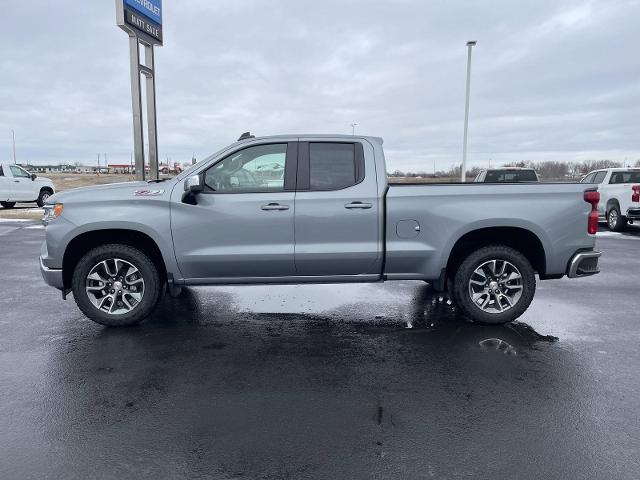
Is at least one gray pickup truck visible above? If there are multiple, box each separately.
[40,134,601,327]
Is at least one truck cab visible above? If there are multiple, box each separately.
[0,162,55,208]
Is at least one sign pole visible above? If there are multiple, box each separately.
[116,0,163,182]
[128,35,146,181]
[143,43,159,181]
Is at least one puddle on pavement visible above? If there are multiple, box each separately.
[146,282,559,356]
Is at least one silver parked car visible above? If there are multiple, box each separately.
[40,134,600,327]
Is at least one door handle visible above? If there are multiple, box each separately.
[344,202,373,209]
[14,180,20,183]
[261,203,289,211]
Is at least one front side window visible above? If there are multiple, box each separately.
[204,144,287,193]
[10,165,30,178]
[309,143,362,190]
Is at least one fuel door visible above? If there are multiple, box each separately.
[396,219,420,238]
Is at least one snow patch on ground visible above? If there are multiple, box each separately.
[596,231,640,240]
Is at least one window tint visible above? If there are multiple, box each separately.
[0,166,4,176]
[609,171,640,184]
[309,143,361,190]
[592,171,607,184]
[204,144,287,193]
[484,170,537,182]
[10,165,30,178]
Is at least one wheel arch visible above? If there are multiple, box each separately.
[445,226,547,284]
[62,229,167,289]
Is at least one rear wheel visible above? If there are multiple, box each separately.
[1,202,16,209]
[607,205,626,232]
[452,245,536,325]
[71,244,162,326]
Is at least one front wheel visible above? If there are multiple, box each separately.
[452,245,536,325]
[1,202,16,209]
[71,244,162,326]
[36,189,52,208]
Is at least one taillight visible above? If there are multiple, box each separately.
[632,185,640,203]
[584,190,599,235]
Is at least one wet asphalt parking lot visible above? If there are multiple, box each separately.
[0,221,639,479]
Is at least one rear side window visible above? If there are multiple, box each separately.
[307,143,364,191]
[609,171,640,184]
[0,166,3,176]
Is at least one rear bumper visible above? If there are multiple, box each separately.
[626,208,640,220]
[39,256,64,289]
[567,251,601,278]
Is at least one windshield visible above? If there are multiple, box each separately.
[175,142,243,182]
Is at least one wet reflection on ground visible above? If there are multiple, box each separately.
[143,283,559,357]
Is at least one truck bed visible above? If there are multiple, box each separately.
[383,182,595,281]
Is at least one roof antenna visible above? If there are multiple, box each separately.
[238,132,255,141]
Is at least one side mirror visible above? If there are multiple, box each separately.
[182,174,203,204]
[31,173,37,181]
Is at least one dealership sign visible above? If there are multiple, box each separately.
[116,0,163,45]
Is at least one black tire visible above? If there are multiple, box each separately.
[71,244,162,327]
[452,245,536,325]
[1,202,16,209]
[606,204,626,232]
[36,189,53,208]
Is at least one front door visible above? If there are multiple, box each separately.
[294,140,381,276]
[171,142,298,280]
[9,165,34,201]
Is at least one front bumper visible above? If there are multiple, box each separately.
[39,256,64,289]
[567,251,601,278]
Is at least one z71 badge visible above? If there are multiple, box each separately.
[134,189,164,196]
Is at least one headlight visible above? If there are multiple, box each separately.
[42,203,63,224]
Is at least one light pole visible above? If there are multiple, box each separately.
[461,40,476,182]
[11,129,16,164]
[351,123,358,136]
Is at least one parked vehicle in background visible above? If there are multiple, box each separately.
[474,168,540,183]
[0,162,55,208]
[581,168,640,231]
[40,134,600,327]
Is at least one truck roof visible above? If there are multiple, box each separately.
[237,134,384,144]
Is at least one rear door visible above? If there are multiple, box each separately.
[0,165,13,201]
[171,141,298,280]
[293,140,381,276]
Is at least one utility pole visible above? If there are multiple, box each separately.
[97,153,101,176]
[11,129,16,164]
[461,40,477,182]
[351,123,358,136]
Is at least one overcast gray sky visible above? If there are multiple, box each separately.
[0,0,638,171]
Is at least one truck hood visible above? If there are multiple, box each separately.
[48,180,174,204]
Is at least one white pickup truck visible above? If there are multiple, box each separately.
[581,168,640,231]
[0,162,55,208]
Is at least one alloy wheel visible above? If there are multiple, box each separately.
[468,259,523,314]
[85,258,145,315]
